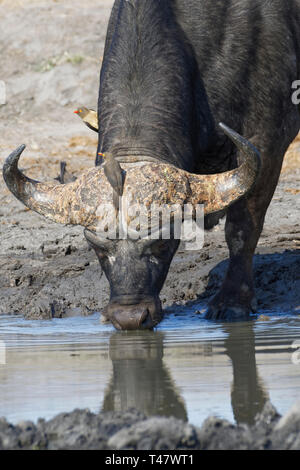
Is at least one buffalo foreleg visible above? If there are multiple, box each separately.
[205,137,292,320]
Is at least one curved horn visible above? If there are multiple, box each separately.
[185,123,261,214]
[3,124,260,235]
[122,123,261,217]
[2,145,108,227]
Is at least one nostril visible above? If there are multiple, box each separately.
[111,318,123,330]
[138,308,150,327]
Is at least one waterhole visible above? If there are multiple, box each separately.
[0,309,299,427]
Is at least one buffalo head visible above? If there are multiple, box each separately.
[3,123,260,330]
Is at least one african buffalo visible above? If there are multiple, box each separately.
[3,0,300,329]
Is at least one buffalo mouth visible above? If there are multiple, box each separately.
[101,296,163,330]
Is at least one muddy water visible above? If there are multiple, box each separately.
[0,310,300,427]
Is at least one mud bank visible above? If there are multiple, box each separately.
[1,174,299,318]
[0,401,300,450]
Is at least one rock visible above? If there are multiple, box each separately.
[271,401,300,449]
[0,402,300,450]
[108,417,199,450]
[197,416,252,450]
[37,408,145,450]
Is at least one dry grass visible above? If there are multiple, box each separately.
[284,188,300,195]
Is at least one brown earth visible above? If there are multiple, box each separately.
[0,0,299,321]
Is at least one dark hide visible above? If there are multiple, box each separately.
[90,0,300,327]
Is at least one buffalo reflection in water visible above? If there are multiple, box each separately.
[101,322,268,425]
[102,331,187,421]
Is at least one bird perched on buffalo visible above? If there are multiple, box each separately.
[74,107,98,133]
[75,107,123,209]
[103,152,125,210]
